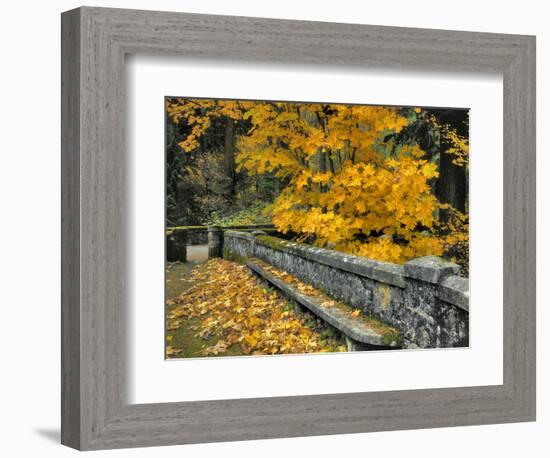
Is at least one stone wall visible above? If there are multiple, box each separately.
[167,224,275,246]
[166,224,276,262]
[222,230,469,349]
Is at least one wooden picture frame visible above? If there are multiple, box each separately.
[61,6,536,450]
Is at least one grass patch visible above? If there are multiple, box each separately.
[166,314,241,358]
[165,262,197,298]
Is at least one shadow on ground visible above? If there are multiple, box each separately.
[35,428,60,443]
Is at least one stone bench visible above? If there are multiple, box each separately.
[247,258,402,351]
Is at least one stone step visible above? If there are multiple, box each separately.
[246,258,402,350]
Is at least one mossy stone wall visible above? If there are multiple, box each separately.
[223,230,469,349]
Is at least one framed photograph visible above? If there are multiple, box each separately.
[61,6,536,450]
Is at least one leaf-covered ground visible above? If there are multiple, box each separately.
[166,258,346,358]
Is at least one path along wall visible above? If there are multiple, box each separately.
[222,230,469,349]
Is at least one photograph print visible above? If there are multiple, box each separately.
[165,97,470,359]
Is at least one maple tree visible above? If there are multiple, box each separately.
[166,99,469,265]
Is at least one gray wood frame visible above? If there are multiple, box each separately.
[61,6,536,450]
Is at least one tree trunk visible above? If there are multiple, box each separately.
[224,117,236,197]
[434,109,468,221]
[319,150,327,173]
[436,145,467,218]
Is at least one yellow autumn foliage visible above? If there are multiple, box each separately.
[166,99,468,264]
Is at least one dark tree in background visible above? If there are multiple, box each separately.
[224,117,236,198]
[391,107,469,218]
[165,98,285,227]
[166,110,191,227]
[432,109,468,216]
